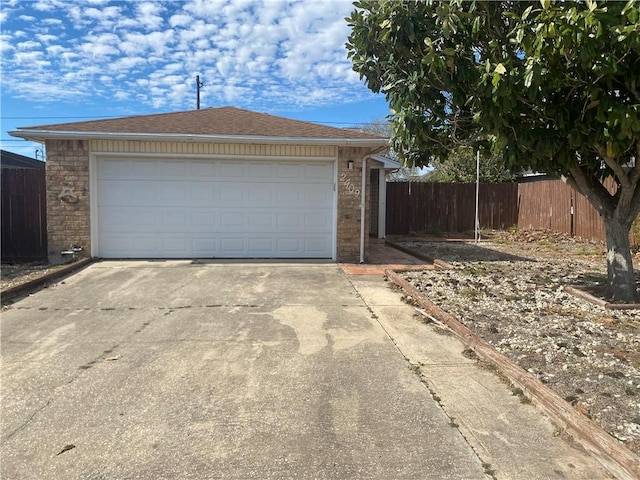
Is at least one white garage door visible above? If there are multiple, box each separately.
[96,157,335,258]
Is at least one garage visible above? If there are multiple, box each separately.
[95,156,335,259]
[10,106,390,262]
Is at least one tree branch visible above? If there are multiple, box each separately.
[565,165,615,217]
[595,145,631,190]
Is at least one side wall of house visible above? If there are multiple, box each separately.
[45,139,91,262]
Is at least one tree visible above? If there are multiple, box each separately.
[427,146,515,183]
[358,118,425,181]
[346,0,640,301]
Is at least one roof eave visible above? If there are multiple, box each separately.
[8,129,389,147]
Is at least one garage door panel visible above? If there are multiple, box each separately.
[190,161,218,177]
[192,237,218,255]
[99,181,132,206]
[220,184,246,204]
[305,212,331,228]
[248,238,273,253]
[160,184,189,204]
[97,158,334,258]
[161,237,189,254]
[160,161,190,177]
[276,238,302,253]
[220,212,245,228]
[220,238,246,254]
[250,163,273,178]
[101,208,159,233]
[162,212,188,230]
[191,212,217,230]
[305,163,333,179]
[304,185,333,205]
[128,160,159,179]
[305,237,331,253]
[249,185,274,204]
[248,212,273,228]
[191,183,216,203]
[219,162,246,178]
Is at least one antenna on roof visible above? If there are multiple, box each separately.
[196,75,204,110]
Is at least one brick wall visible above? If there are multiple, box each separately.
[45,140,91,262]
[42,141,375,263]
[336,147,371,262]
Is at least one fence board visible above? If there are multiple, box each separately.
[387,179,617,243]
[1,168,47,261]
[386,182,518,235]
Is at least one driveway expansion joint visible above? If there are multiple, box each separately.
[347,276,497,477]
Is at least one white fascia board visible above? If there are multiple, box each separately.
[8,129,389,147]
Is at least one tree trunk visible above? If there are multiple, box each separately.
[603,215,639,302]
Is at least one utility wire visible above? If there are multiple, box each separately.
[0,115,369,125]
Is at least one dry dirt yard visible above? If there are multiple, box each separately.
[397,230,640,455]
[1,263,67,291]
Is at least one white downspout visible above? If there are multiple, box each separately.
[378,170,386,239]
[359,156,367,263]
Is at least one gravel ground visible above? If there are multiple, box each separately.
[397,230,640,455]
[1,262,67,291]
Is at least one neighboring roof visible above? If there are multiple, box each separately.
[0,149,45,169]
[9,106,389,147]
[516,172,558,183]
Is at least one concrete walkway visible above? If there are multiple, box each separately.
[1,262,609,479]
[339,238,431,275]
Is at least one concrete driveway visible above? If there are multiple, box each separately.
[2,261,486,479]
[1,261,609,479]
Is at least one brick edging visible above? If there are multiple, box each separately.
[385,268,640,480]
[564,286,640,310]
[1,258,94,304]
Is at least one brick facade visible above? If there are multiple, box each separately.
[43,141,376,263]
[336,147,371,263]
[45,140,91,261]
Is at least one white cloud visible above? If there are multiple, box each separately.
[137,2,165,30]
[1,0,373,111]
[17,40,41,50]
[169,14,192,27]
[36,34,58,44]
[42,18,63,26]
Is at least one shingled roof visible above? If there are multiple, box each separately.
[10,107,388,146]
[0,149,45,169]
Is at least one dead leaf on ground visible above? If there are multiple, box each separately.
[595,317,615,324]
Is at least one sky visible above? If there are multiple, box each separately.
[0,0,391,157]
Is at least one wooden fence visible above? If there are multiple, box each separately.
[517,179,611,242]
[386,179,612,242]
[386,182,518,235]
[1,168,47,261]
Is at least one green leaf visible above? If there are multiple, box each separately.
[606,141,615,157]
[586,99,600,110]
[494,63,507,75]
[540,0,551,11]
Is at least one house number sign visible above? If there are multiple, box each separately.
[339,172,360,198]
